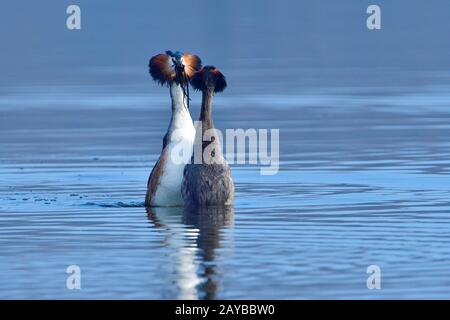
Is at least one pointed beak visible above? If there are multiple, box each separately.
[172,57,184,72]
[172,58,187,85]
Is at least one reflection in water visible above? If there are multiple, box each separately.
[146,206,234,300]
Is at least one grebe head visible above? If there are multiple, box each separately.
[191,66,227,93]
[148,51,202,86]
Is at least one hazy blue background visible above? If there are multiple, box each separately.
[1,1,450,299]
[1,0,450,90]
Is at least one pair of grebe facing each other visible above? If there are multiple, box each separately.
[145,51,234,208]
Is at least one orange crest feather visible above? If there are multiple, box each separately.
[149,51,202,85]
[191,66,227,93]
[148,53,176,85]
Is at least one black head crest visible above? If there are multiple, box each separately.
[191,66,227,93]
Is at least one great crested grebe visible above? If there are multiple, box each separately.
[145,51,201,207]
[182,66,234,207]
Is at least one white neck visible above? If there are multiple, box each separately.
[170,82,188,112]
[151,82,196,206]
[167,82,194,142]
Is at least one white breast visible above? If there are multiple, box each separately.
[151,83,195,206]
[152,129,195,206]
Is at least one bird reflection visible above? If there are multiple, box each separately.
[146,205,234,300]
